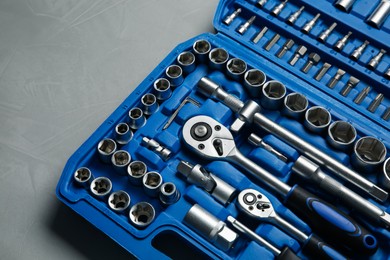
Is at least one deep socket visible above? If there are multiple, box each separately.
[366,0,390,28]
[166,65,184,87]
[335,0,357,12]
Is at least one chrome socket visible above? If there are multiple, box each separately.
[366,0,390,28]
[143,171,163,197]
[223,8,241,25]
[114,123,133,145]
[243,69,267,97]
[108,190,131,213]
[127,161,147,186]
[129,202,155,228]
[141,93,159,116]
[352,137,387,173]
[304,106,332,133]
[286,6,304,25]
[302,13,321,34]
[350,40,369,61]
[282,92,308,119]
[260,80,286,110]
[317,22,338,43]
[367,49,386,70]
[193,39,211,63]
[183,204,238,251]
[128,107,146,130]
[112,150,131,175]
[90,177,112,200]
[165,65,184,87]
[334,31,352,52]
[271,0,289,17]
[209,48,229,70]
[226,58,247,80]
[334,0,357,12]
[159,182,180,205]
[97,138,117,163]
[177,51,196,74]
[327,121,357,151]
[74,167,93,188]
[237,16,256,35]
[381,158,390,190]
[153,78,172,101]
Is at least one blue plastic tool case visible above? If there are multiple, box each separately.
[56,0,390,259]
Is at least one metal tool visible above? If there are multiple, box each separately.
[366,0,390,28]
[352,137,387,173]
[276,39,295,58]
[226,58,247,80]
[382,107,390,120]
[141,93,159,116]
[97,138,117,163]
[127,160,147,186]
[90,177,112,200]
[237,16,256,35]
[381,158,390,190]
[193,39,211,63]
[260,80,286,109]
[283,92,308,119]
[184,204,238,251]
[334,31,352,52]
[327,121,357,151]
[302,13,321,34]
[108,190,130,213]
[227,216,301,259]
[159,182,180,205]
[271,0,289,16]
[286,6,305,25]
[314,62,332,81]
[209,48,229,70]
[293,156,390,229]
[252,26,268,43]
[166,65,184,87]
[177,161,236,205]
[154,78,172,101]
[142,137,171,161]
[114,122,133,145]
[243,69,267,97]
[196,77,388,202]
[74,167,93,188]
[334,0,357,12]
[182,115,378,254]
[350,40,370,61]
[143,171,163,197]
[304,106,331,133]
[385,67,390,79]
[256,0,268,8]
[129,107,146,130]
[163,96,200,130]
[289,45,307,66]
[223,8,241,25]
[367,93,384,113]
[248,133,288,162]
[340,76,360,96]
[129,202,155,228]
[177,51,196,74]
[237,189,346,259]
[317,22,337,43]
[327,68,346,88]
[264,34,280,51]
[354,86,371,104]
[367,49,386,70]
[112,150,131,175]
[301,53,321,73]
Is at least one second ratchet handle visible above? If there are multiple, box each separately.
[303,234,346,260]
[285,185,377,255]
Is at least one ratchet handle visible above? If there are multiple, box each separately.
[303,234,346,260]
[285,185,377,255]
[276,246,301,260]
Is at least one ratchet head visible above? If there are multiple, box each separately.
[237,189,276,219]
[182,115,237,160]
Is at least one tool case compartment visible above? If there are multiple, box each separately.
[57,0,390,259]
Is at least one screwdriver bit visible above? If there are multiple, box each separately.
[301,53,321,73]
[289,45,307,66]
[327,69,346,88]
[271,0,288,16]
[382,107,390,121]
[302,13,321,34]
[334,31,352,52]
[223,8,241,25]
[256,0,268,8]
[354,86,371,104]
[385,67,390,79]
[350,40,369,61]
[314,62,332,81]
[340,76,360,96]
[367,93,384,113]
[252,26,269,43]
[276,39,294,58]
[317,22,337,43]
[286,6,305,25]
[264,34,280,51]
[237,16,256,35]
[367,49,386,70]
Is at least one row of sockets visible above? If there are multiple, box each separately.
[224,5,390,79]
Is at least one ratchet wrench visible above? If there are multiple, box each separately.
[237,189,345,260]
[182,115,377,255]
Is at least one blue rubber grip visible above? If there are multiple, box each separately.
[285,185,377,255]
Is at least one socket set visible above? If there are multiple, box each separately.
[57,0,390,259]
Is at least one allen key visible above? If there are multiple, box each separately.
[264,34,280,51]
[252,26,268,43]
[163,97,200,130]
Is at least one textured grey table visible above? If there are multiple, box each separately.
[0,0,218,259]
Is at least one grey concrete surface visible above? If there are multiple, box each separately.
[0,0,218,259]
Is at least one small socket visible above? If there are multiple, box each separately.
[193,39,211,63]
[143,172,163,197]
[141,93,159,116]
[352,137,387,173]
[226,58,247,80]
[327,121,357,151]
[127,161,147,186]
[334,0,357,12]
[115,123,133,145]
[153,78,172,101]
[304,106,332,133]
[97,138,117,163]
[90,177,112,200]
[159,182,180,205]
[128,107,146,130]
[129,202,155,228]
[260,80,286,110]
[209,48,229,70]
[244,69,267,97]
[177,51,196,74]
[283,92,308,119]
[166,65,184,87]
[108,190,131,213]
[350,41,369,61]
[271,0,288,17]
[112,150,131,175]
[237,16,256,35]
[381,158,390,190]
[74,167,93,188]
